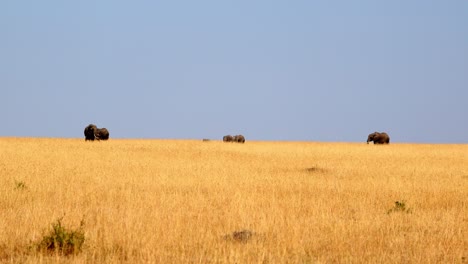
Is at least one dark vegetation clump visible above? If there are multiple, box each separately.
[223,229,255,243]
[305,167,325,173]
[34,217,85,256]
[387,200,412,214]
[14,180,27,190]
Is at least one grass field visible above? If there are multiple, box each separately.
[0,138,466,263]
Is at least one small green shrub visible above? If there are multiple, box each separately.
[387,200,412,214]
[35,217,85,256]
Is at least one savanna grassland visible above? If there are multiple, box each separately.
[0,138,466,263]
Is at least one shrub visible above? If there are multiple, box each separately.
[387,200,412,214]
[35,217,85,256]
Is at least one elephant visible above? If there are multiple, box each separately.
[233,134,245,143]
[84,124,98,141]
[223,135,234,142]
[95,128,109,140]
[367,132,390,144]
[84,124,109,141]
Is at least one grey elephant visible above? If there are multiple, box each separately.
[367,132,390,144]
[223,135,234,142]
[95,128,109,140]
[233,134,245,143]
[84,124,109,141]
[84,124,98,141]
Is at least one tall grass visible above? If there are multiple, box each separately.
[0,138,466,263]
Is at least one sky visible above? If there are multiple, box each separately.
[1,1,467,143]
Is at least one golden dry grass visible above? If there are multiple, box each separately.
[0,138,467,263]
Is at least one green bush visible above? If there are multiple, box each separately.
[36,217,85,256]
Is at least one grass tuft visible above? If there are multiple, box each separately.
[14,180,26,190]
[224,230,255,243]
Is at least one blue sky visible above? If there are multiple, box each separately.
[1,1,467,143]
